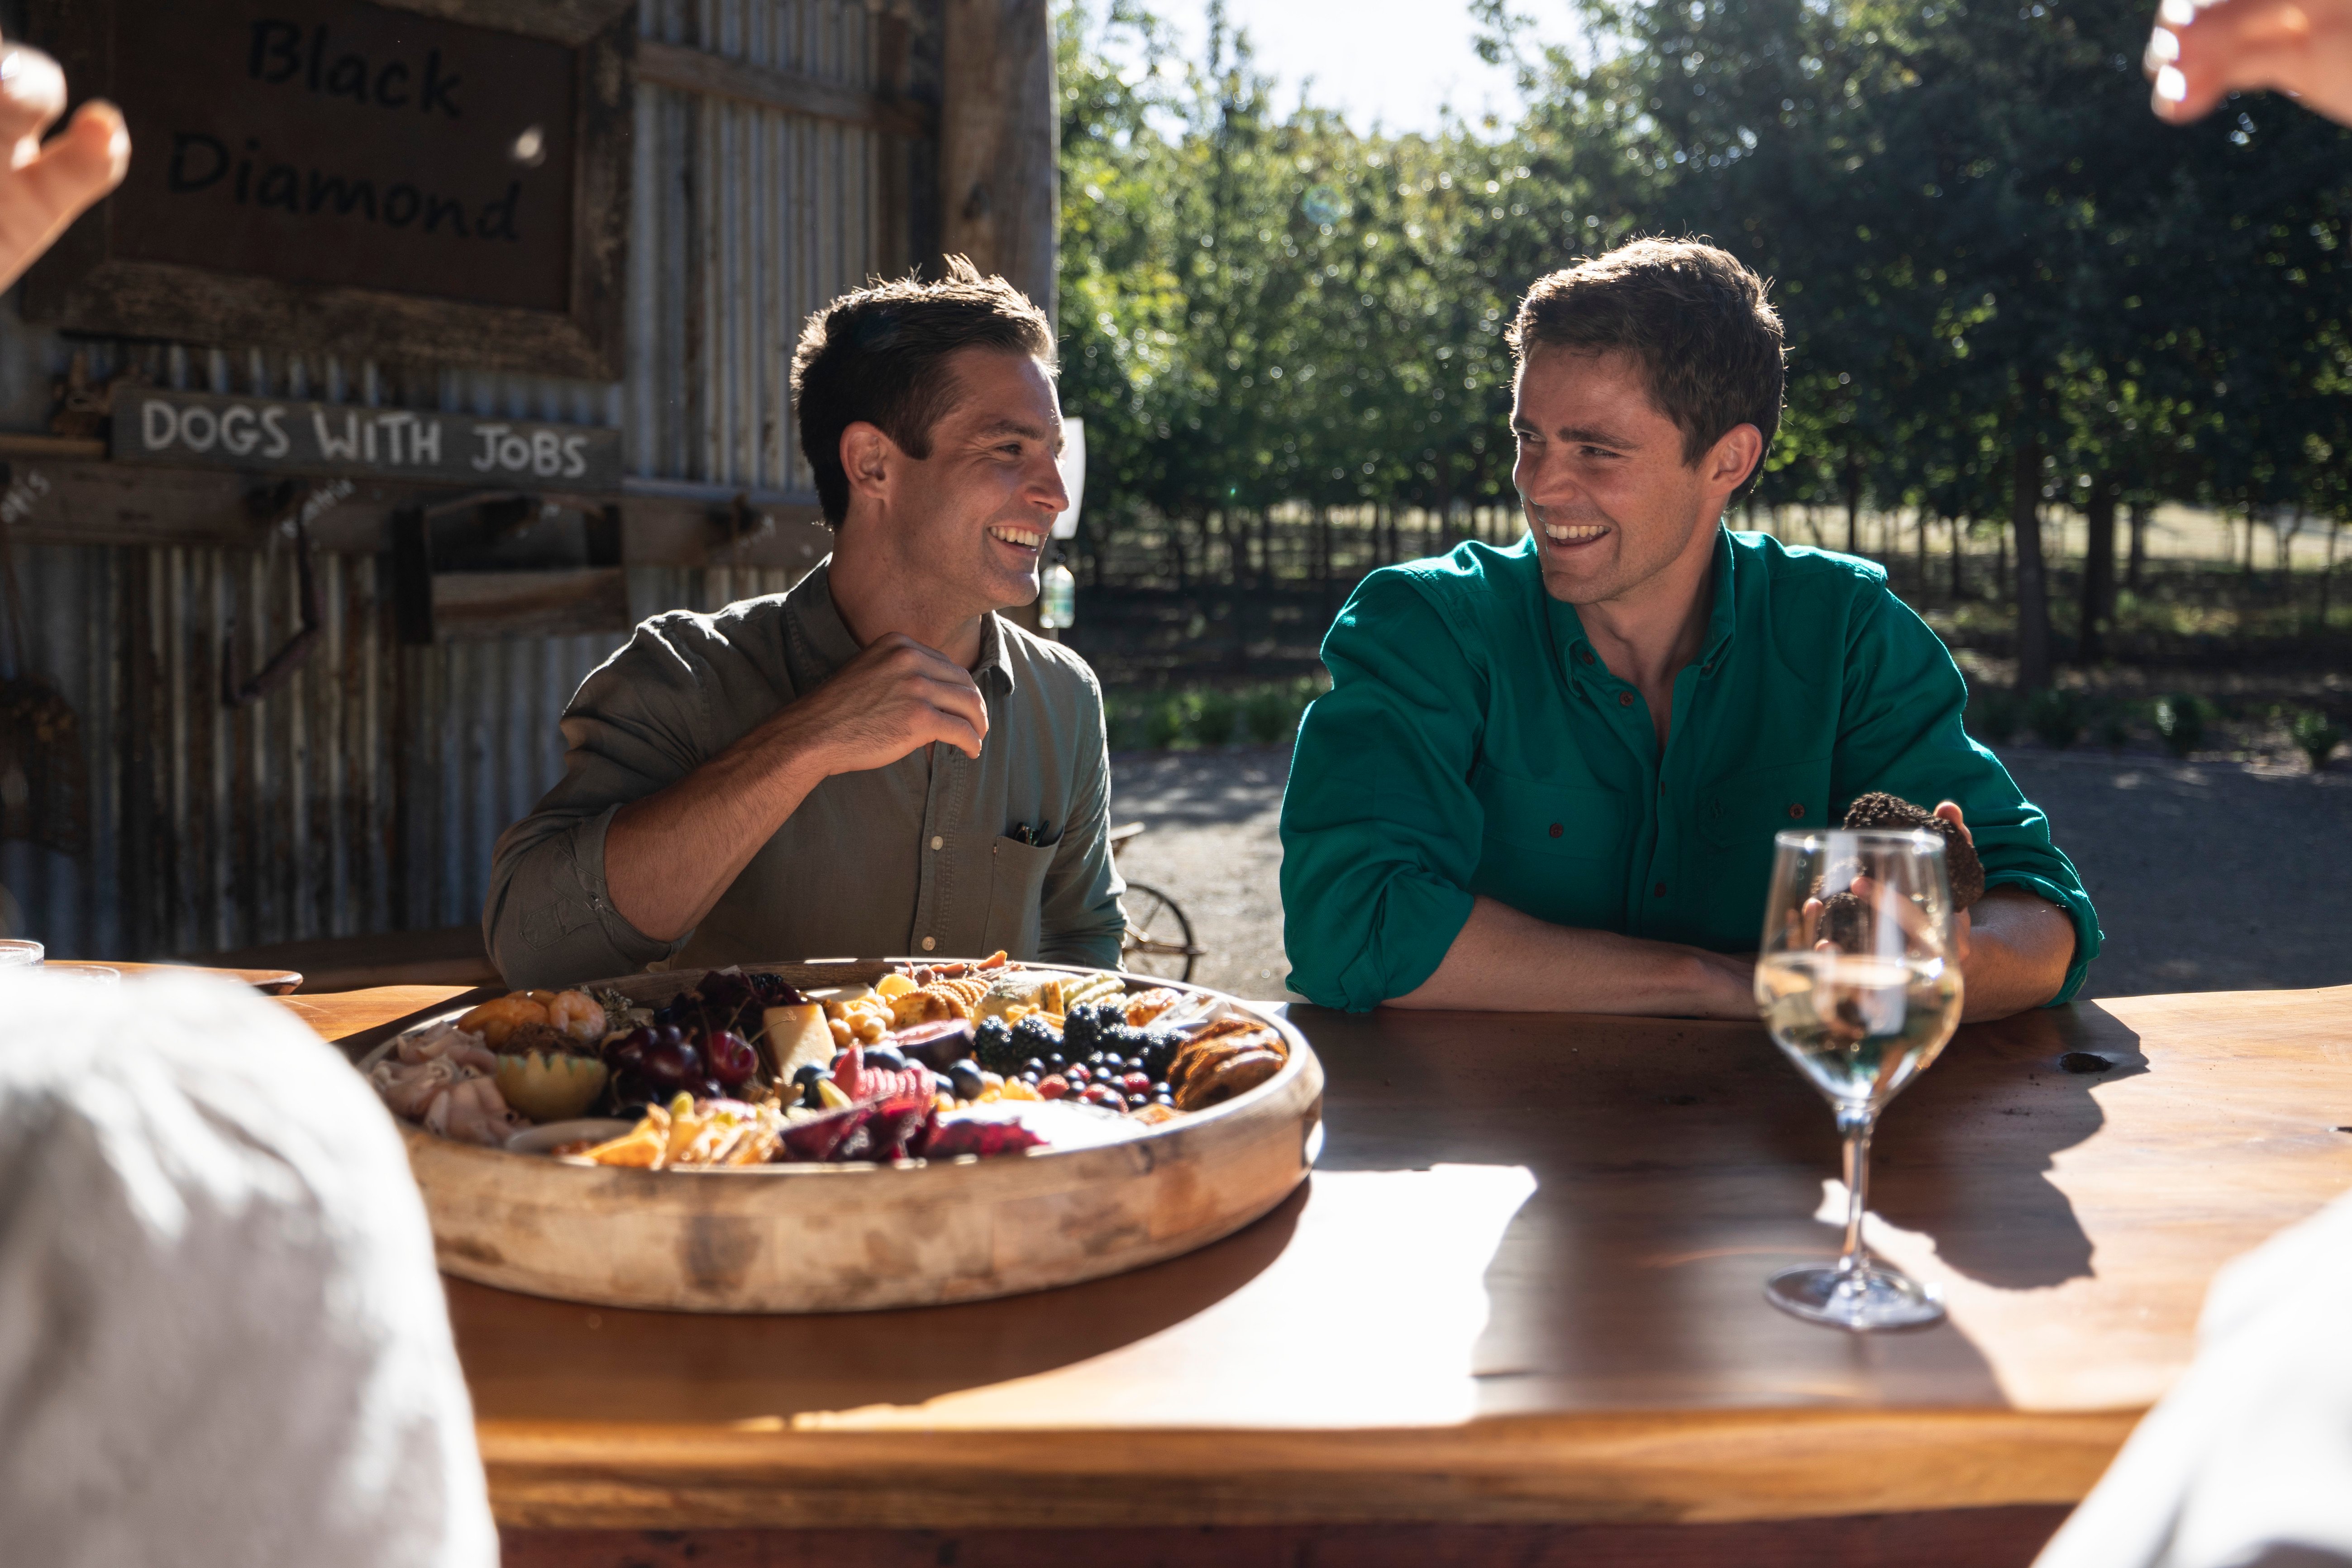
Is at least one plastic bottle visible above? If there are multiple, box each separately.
[1039,561,1076,630]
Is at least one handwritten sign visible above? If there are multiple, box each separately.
[112,388,621,491]
[104,0,577,312]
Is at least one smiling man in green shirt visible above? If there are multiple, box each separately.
[1280,239,2099,1019]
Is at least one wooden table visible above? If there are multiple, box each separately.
[298,984,2352,1567]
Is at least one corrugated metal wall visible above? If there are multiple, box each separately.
[0,0,898,958]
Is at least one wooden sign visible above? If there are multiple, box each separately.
[27,0,631,378]
[113,386,622,491]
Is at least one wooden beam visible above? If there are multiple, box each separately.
[0,454,833,570]
[938,0,1058,317]
[636,38,933,139]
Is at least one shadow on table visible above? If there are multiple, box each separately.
[1293,1000,2142,1414]
[1868,1001,2147,1289]
[448,1181,1306,1425]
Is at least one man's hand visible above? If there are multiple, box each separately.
[604,633,989,943]
[772,632,989,774]
[1928,801,2080,1020]
[0,39,128,294]
[2147,0,2352,126]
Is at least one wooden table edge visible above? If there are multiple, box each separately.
[476,1407,2141,1530]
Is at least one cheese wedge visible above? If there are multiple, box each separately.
[762,1003,835,1080]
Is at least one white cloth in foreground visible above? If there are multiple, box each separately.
[0,972,496,1568]
[2036,1189,2352,1568]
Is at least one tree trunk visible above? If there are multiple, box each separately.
[1915,509,1928,599]
[2080,473,2117,664]
[2322,518,2338,625]
[1951,514,1967,602]
[2127,502,2148,591]
[2013,427,2052,692]
[1997,526,2009,596]
[1844,451,1861,555]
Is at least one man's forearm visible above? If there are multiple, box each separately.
[1389,895,1759,1017]
[1958,886,2077,1020]
[604,718,831,943]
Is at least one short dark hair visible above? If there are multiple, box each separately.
[1506,238,1784,477]
[790,256,1058,525]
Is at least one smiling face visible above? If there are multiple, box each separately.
[1511,345,1754,610]
[840,347,1069,622]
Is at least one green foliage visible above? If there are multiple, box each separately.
[2152,694,2209,757]
[1965,684,2021,746]
[1103,676,1326,752]
[2096,702,2136,754]
[1192,689,1240,746]
[2026,688,2086,749]
[2288,708,2345,770]
[1054,0,2352,654]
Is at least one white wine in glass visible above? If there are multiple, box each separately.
[1756,828,1963,1330]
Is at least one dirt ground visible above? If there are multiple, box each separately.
[1108,746,2352,1005]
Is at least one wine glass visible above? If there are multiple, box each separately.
[1755,828,1964,1330]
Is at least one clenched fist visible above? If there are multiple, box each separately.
[775,631,991,775]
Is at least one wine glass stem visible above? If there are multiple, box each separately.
[1837,1105,1875,1277]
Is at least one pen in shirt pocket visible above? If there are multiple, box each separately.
[1010,818,1051,847]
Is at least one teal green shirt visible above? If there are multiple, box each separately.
[1279,529,2101,1011]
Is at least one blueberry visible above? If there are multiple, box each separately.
[790,1063,827,1088]
[948,1058,987,1100]
[864,1045,909,1072]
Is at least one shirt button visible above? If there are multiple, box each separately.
[1577,648,1594,665]
[921,937,936,952]
[1618,691,1635,708]
[1654,882,1668,898]
[1787,802,1805,819]
[930,835,944,850]
[1548,823,1563,838]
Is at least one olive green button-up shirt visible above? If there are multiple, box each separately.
[485,562,1124,989]
[1279,529,2102,1012]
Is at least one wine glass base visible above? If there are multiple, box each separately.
[1765,1263,1946,1331]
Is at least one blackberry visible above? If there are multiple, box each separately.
[1062,1003,1107,1058]
[1139,1029,1181,1081]
[1010,1012,1063,1063]
[973,1017,1025,1076]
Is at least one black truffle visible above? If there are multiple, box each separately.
[1816,889,1874,951]
[1842,791,1985,910]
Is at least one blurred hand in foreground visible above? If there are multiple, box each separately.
[2148,0,2352,126]
[0,36,128,294]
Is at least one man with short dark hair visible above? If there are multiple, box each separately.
[487,260,1122,984]
[1280,238,2098,1018]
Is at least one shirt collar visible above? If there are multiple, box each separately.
[788,559,1017,695]
[1544,526,1740,681]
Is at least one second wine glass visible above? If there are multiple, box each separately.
[1755,827,1963,1330]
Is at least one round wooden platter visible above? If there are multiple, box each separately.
[380,961,1324,1314]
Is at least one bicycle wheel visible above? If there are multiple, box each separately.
[1119,882,1201,983]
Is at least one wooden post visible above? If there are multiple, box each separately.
[939,0,1056,633]
[939,0,1058,319]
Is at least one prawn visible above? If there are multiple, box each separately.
[545,990,606,1043]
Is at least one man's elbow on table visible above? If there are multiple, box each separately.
[1958,886,2080,1022]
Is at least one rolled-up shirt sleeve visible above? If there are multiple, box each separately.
[1828,590,2104,1006]
[1279,570,1484,1011]
[1036,668,1125,970]
[485,620,720,990]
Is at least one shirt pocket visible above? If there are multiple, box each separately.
[1469,766,1626,931]
[981,834,1057,961]
[1698,757,1833,853]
